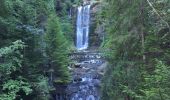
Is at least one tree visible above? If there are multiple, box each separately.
[0,40,32,100]
[0,0,83,99]
[45,14,70,85]
[100,0,170,100]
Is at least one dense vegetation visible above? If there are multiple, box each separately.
[100,0,170,100]
[0,0,75,99]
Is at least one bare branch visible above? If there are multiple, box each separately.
[146,0,170,29]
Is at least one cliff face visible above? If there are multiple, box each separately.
[89,1,104,47]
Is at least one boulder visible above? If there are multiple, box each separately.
[74,63,82,68]
[97,62,108,75]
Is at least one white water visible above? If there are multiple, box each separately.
[76,5,91,50]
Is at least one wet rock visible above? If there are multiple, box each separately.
[82,66,90,70]
[81,77,92,82]
[92,79,101,87]
[97,62,108,75]
[67,86,79,94]
[74,63,82,68]
[73,76,82,82]
[86,95,95,100]
[68,66,73,71]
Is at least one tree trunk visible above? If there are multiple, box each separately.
[140,0,146,62]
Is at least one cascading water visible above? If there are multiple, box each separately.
[76,5,91,50]
[54,4,104,100]
[66,52,104,100]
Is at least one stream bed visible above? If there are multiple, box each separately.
[55,51,106,100]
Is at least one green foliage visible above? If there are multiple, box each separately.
[60,17,74,44]
[0,40,32,100]
[101,0,170,100]
[0,40,24,75]
[0,0,74,100]
[0,79,32,100]
[141,60,170,100]
[0,0,9,17]
[102,61,142,100]
[45,14,70,84]
[0,0,83,100]
[0,0,74,99]
[33,76,51,100]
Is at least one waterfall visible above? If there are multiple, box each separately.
[76,5,91,50]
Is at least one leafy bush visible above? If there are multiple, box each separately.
[0,40,32,100]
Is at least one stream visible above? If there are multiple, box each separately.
[54,50,105,100]
[67,50,105,100]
